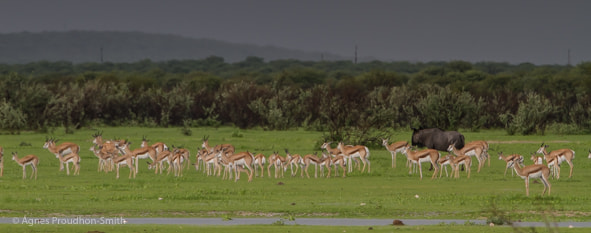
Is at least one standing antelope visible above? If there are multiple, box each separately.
[197,149,220,176]
[89,145,113,173]
[201,135,235,156]
[321,141,341,157]
[382,138,408,168]
[12,152,39,179]
[330,154,347,178]
[117,140,157,174]
[92,132,123,156]
[301,152,328,178]
[469,140,490,166]
[141,136,169,154]
[321,141,360,171]
[447,142,485,172]
[536,143,575,179]
[113,152,135,179]
[168,146,191,170]
[285,149,303,177]
[147,149,173,174]
[169,148,184,177]
[530,153,544,165]
[56,152,81,176]
[267,151,288,178]
[337,142,371,173]
[0,146,3,177]
[449,154,472,179]
[437,154,454,178]
[402,144,440,180]
[253,153,266,177]
[498,152,523,177]
[43,137,80,172]
[509,157,551,196]
[218,150,255,182]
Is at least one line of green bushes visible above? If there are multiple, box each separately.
[1,58,591,143]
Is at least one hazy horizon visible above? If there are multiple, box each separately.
[1,0,590,65]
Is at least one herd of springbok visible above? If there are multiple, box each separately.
[383,138,577,196]
[0,133,579,196]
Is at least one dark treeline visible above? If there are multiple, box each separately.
[1,57,591,144]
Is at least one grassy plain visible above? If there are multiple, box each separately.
[0,127,590,226]
[2,224,589,233]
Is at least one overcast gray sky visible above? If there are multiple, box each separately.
[1,0,590,65]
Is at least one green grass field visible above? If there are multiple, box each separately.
[2,224,589,233]
[0,127,590,227]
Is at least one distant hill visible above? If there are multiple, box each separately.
[0,30,347,64]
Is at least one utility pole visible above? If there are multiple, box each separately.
[567,49,571,66]
[354,44,358,64]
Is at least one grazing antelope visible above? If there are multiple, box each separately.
[43,137,80,172]
[253,153,266,177]
[12,152,39,180]
[536,143,575,179]
[509,157,551,196]
[498,152,523,177]
[117,140,157,174]
[402,144,440,180]
[337,142,371,173]
[382,138,408,168]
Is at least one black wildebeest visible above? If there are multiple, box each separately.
[412,128,465,171]
[411,128,465,151]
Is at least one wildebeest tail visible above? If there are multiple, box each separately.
[456,134,465,149]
